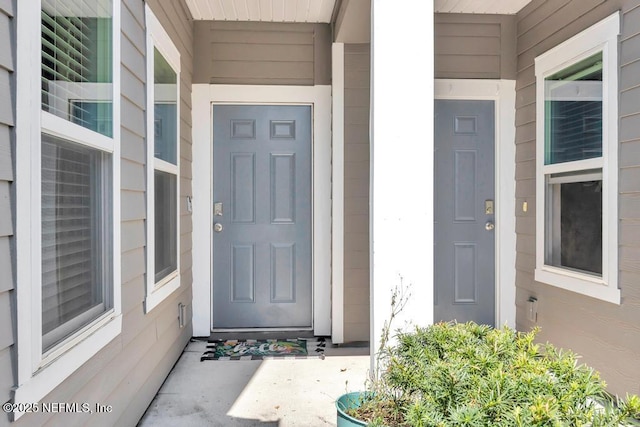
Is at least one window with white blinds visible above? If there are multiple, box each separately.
[41,135,112,350]
[39,0,115,351]
[544,53,603,165]
[41,0,113,136]
[12,0,120,410]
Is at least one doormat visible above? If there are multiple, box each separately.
[201,337,325,361]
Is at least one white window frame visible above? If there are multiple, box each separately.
[13,0,121,418]
[144,4,181,312]
[534,12,620,304]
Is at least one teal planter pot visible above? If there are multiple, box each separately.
[336,392,368,427]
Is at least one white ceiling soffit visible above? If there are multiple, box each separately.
[186,0,337,22]
[434,0,533,14]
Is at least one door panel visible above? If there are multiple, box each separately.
[434,100,495,326]
[271,154,296,223]
[231,153,255,223]
[212,105,312,328]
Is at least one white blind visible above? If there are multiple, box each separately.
[41,0,113,137]
[545,53,603,165]
[41,135,109,350]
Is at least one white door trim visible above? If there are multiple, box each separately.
[331,43,345,343]
[191,84,332,336]
[435,79,517,328]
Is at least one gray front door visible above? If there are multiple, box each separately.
[434,100,495,326]
[212,105,312,329]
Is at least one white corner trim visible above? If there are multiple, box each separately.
[435,79,517,328]
[190,85,333,336]
[331,43,345,344]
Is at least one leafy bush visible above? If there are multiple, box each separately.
[349,322,640,427]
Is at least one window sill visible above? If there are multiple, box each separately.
[535,266,620,305]
[144,273,180,313]
[12,314,122,421]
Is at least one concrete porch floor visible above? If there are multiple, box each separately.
[137,339,370,426]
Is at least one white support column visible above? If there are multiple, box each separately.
[191,84,212,337]
[370,1,434,369]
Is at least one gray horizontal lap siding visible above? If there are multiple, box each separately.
[435,13,517,80]
[343,44,370,342]
[0,0,14,425]
[193,20,331,85]
[514,0,640,396]
[10,1,193,425]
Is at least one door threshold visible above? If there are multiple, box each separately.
[209,329,316,341]
[211,328,313,333]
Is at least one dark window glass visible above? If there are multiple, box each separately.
[154,170,177,282]
[546,179,602,275]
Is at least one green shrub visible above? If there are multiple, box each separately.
[349,322,640,427]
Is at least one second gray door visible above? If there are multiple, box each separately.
[434,100,495,326]
[212,105,312,329]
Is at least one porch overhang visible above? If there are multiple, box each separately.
[185,0,337,22]
[334,0,534,44]
[434,0,534,14]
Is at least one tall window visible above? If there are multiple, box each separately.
[41,0,117,351]
[13,0,120,414]
[544,53,603,276]
[534,13,620,304]
[145,5,180,311]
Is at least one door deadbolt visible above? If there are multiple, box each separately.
[485,200,494,215]
[214,202,223,216]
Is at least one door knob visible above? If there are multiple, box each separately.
[214,223,223,233]
[485,221,495,231]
